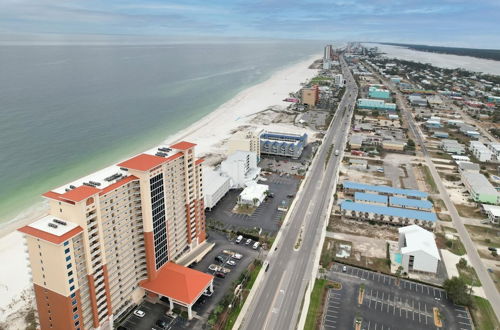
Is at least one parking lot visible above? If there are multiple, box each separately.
[205,173,299,234]
[117,231,260,330]
[323,263,473,330]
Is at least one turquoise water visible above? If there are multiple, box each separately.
[395,253,402,264]
[0,42,322,224]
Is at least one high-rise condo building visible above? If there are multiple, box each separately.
[19,141,214,330]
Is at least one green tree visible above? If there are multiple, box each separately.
[407,139,416,148]
[443,276,472,306]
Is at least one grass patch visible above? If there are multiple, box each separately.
[469,296,500,330]
[432,198,447,212]
[465,224,500,248]
[457,261,481,287]
[421,164,438,193]
[438,213,452,222]
[455,204,485,219]
[304,279,328,330]
[436,232,466,256]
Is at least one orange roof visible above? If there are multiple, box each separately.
[117,154,169,171]
[140,262,213,305]
[18,225,83,245]
[42,191,75,204]
[59,185,100,203]
[195,158,204,165]
[100,175,139,195]
[170,141,196,150]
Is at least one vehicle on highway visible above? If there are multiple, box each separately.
[245,238,252,245]
[342,265,347,272]
[286,194,295,198]
[334,150,339,156]
[133,310,145,318]
[252,242,260,250]
[235,235,243,244]
[488,247,498,252]
[215,272,226,278]
[226,260,236,266]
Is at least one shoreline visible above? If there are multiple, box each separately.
[0,53,320,240]
[0,53,320,323]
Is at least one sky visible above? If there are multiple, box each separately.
[0,0,499,48]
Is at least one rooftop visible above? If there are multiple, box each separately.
[140,262,213,305]
[340,201,437,222]
[462,172,500,196]
[355,192,388,204]
[18,215,83,245]
[343,181,428,199]
[389,196,433,210]
[171,141,197,150]
[399,225,440,260]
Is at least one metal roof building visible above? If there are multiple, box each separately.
[343,181,428,199]
[340,201,437,222]
[390,196,433,210]
[355,192,388,205]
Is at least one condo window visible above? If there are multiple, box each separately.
[73,314,79,320]
[68,271,73,277]
[69,285,75,291]
[64,248,70,254]
[72,299,77,305]
[70,292,75,298]
[69,278,74,284]
[66,263,72,269]
[64,241,69,246]
[65,255,71,262]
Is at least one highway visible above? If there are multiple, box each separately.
[384,75,500,320]
[239,55,359,330]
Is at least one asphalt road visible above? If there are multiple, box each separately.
[239,55,359,330]
[382,75,500,320]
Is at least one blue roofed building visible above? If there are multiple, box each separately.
[389,197,433,211]
[340,201,436,230]
[342,181,428,199]
[354,192,388,206]
[357,99,397,111]
[259,131,307,159]
[368,86,391,99]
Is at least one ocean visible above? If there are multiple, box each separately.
[0,42,322,225]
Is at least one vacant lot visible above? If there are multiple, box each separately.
[465,225,500,248]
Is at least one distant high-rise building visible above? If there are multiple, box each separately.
[19,141,213,329]
[323,44,333,60]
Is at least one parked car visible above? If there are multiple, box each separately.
[287,194,295,198]
[232,253,243,260]
[215,255,225,263]
[203,289,213,297]
[245,239,252,245]
[226,260,236,266]
[133,310,145,318]
[235,235,243,244]
[252,242,260,250]
[488,247,498,252]
[155,318,168,329]
[215,272,226,278]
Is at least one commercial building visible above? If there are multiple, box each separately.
[238,182,269,207]
[398,225,440,274]
[457,161,480,173]
[18,141,213,329]
[220,151,260,189]
[203,168,231,210]
[425,119,442,129]
[301,85,319,106]
[368,86,391,99]
[441,139,465,155]
[482,204,500,224]
[260,131,307,159]
[354,192,388,206]
[342,181,428,199]
[469,141,493,162]
[334,74,344,87]
[408,95,428,107]
[389,196,433,211]
[487,95,500,104]
[357,99,397,111]
[382,140,406,152]
[340,202,436,229]
[390,77,402,83]
[226,128,262,159]
[458,123,480,138]
[488,142,500,160]
[461,171,500,204]
[433,131,449,139]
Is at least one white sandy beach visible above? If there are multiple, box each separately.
[0,53,320,325]
[368,43,500,76]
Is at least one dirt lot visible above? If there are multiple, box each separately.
[328,215,399,241]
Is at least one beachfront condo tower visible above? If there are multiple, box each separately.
[19,141,214,329]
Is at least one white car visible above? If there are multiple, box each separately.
[232,253,243,260]
[133,309,145,318]
[226,260,236,266]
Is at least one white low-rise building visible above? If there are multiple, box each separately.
[203,168,231,210]
[220,151,260,189]
[482,204,500,224]
[398,225,440,274]
[238,182,269,207]
[488,142,500,160]
[470,141,492,162]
